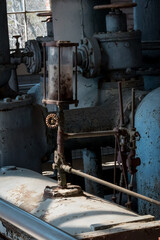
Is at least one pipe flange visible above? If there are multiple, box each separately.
[78,37,101,78]
[46,113,58,129]
[24,40,42,74]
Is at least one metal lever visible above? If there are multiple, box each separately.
[132,88,135,130]
[118,81,125,127]
[13,35,21,54]
[93,3,137,10]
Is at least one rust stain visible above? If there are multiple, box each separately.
[9,185,43,212]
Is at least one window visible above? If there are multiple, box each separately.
[7,0,51,49]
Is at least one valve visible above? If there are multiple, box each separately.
[94,3,137,33]
[13,35,21,54]
[37,12,52,23]
[93,3,137,10]
[46,113,58,129]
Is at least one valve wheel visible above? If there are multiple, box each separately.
[94,3,137,10]
[46,113,58,129]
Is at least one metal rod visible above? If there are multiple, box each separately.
[115,136,128,189]
[61,165,160,206]
[58,46,61,102]
[7,10,51,14]
[75,46,78,102]
[43,44,46,100]
[132,88,135,129]
[0,198,76,240]
[112,137,117,202]
[65,130,118,140]
[118,82,124,127]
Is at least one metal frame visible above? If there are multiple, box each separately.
[7,0,51,44]
[42,41,79,106]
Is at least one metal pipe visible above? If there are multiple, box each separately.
[43,44,46,100]
[58,46,61,101]
[65,130,118,140]
[75,46,78,103]
[118,82,125,127]
[132,88,135,129]
[0,198,76,240]
[61,165,160,206]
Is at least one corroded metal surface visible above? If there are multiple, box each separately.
[0,167,159,239]
[0,98,49,172]
[135,87,160,219]
[0,167,140,236]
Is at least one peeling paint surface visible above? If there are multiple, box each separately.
[135,87,160,219]
[0,167,142,237]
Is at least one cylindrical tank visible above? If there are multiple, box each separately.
[0,95,49,172]
[135,87,160,219]
[134,0,160,41]
[0,0,11,87]
[51,0,110,42]
[106,11,127,33]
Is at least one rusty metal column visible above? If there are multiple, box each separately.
[56,104,67,188]
[0,0,11,87]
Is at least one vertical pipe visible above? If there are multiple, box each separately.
[132,88,135,130]
[118,82,124,127]
[58,46,60,101]
[0,0,11,87]
[43,44,46,100]
[75,46,77,103]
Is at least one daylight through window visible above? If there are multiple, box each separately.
[7,0,51,49]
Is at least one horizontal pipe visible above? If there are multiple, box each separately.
[61,165,160,207]
[65,130,118,140]
[0,198,76,240]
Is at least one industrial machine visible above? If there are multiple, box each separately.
[0,0,160,239]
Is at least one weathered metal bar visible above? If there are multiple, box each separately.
[75,46,78,103]
[61,165,160,206]
[0,198,76,240]
[65,130,118,140]
[43,44,46,100]
[132,88,135,129]
[118,81,125,127]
